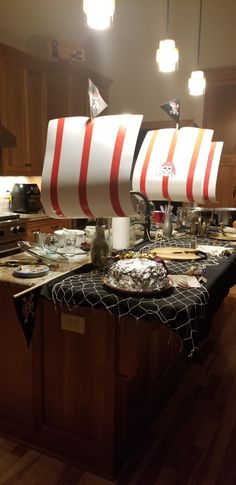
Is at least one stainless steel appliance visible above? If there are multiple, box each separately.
[0,213,26,257]
[11,183,41,213]
[177,206,236,236]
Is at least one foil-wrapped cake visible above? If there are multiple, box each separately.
[105,258,169,293]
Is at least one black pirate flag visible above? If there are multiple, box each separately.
[14,287,42,346]
[160,98,180,124]
[88,78,108,119]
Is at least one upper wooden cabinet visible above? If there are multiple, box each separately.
[0,43,47,175]
[47,60,112,121]
[0,44,112,176]
[203,66,236,155]
[202,66,236,207]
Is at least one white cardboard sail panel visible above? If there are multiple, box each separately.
[132,127,223,203]
[41,114,143,218]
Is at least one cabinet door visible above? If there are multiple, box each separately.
[0,285,35,427]
[0,45,47,175]
[202,156,236,208]
[0,58,28,172]
[26,218,71,241]
[216,157,236,207]
[24,66,47,174]
[47,60,111,120]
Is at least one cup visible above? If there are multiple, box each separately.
[63,230,77,256]
[152,211,163,225]
[43,233,60,253]
[75,229,85,249]
[54,229,65,248]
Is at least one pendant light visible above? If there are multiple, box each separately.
[156,0,179,73]
[188,0,206,95]
[83,0,115,30]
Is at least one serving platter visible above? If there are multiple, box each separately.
[102,276,173,295]
[149,247,207,260]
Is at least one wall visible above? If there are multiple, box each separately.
[0,0,236,126]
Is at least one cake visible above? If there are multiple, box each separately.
[105,258,169,293]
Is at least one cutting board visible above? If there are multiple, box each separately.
[209,233,236,241]
[150,247,205,260]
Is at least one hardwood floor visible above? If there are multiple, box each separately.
[0,286,236,484]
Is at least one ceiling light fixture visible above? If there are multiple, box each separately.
[156,0,179,73]
[188,0,206,96]
[83,0,115,30]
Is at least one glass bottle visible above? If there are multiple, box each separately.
[90,219,110,268]
[162,212,173,238]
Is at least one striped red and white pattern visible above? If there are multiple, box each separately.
[41,115,143,218]
[132,127,223,203]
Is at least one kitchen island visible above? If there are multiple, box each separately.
[0,242,236,478]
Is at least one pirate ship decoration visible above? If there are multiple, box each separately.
[41,88,223,231]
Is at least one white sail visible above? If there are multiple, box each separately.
[41,114,143,218]
[132,127,223,203]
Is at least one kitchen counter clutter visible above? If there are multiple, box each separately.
[20,213,72,242]
[0,248,89,288]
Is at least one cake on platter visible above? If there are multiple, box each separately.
[103,258,170,294]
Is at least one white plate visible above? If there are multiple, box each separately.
[13,264,49,278]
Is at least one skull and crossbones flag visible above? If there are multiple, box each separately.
[88,78,108,119]
[14,287,42,346]
[160,97,180,124]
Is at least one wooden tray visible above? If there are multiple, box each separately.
[209,233,236,241]
[149,247,207,260]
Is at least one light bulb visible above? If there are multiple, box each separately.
[83,0,115,30]
[156,39,179,73]
[188,70,206,96]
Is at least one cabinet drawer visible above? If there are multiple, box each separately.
[26,218,71,241]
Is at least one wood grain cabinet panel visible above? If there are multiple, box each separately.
[203,66,236,207]
[47,60,111,120]
[0,289,184,478]
[0,285,35,427]
[0,43,47,175]
[26,218,71,241]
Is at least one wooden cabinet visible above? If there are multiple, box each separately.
[0,292,184,478]
[0,43,47,176]
[47,60,112,120]
[203,66,236,207]
[0,284,35,428]
[215,156,236,208]
[0,43,112,176]
[26,217,71,241]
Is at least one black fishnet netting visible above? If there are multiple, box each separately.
[51,237,230,357]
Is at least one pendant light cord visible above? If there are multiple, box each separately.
[166,0,170,36]
[197,0,203,67]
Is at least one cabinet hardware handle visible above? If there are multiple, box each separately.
[233,186,236,198]
[25,162,32,167]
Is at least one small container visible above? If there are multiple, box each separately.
[33,231,41,244]
[190,237,197,249]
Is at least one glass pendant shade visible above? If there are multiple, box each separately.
[156,39,179,73]
[83,0,115,30]
[188,70,206,96]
